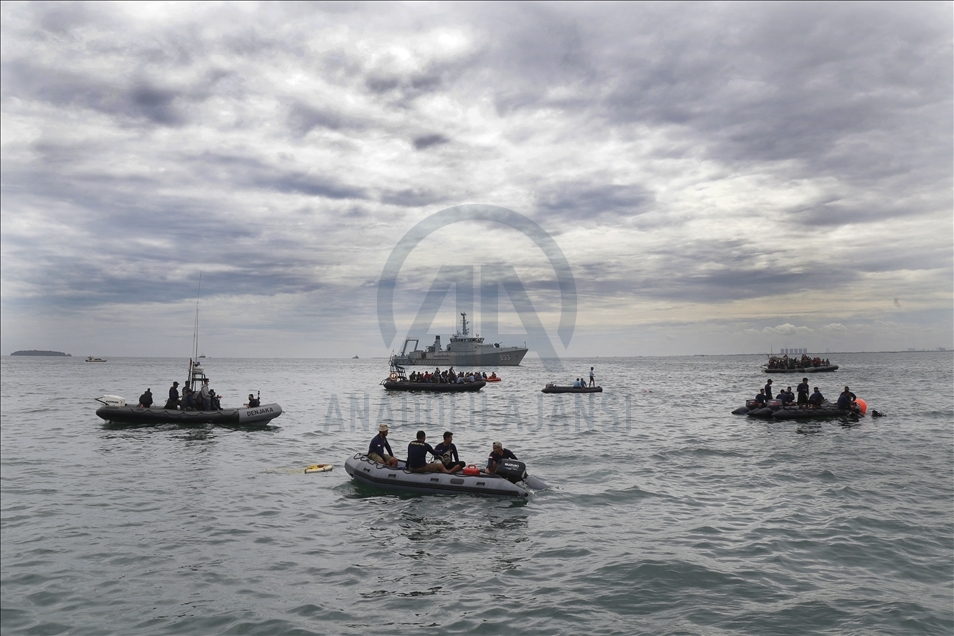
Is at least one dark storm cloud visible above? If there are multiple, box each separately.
[287,102,368,136]
[536,181,654,220]
[1,2,950,356]
[412,134,450,150]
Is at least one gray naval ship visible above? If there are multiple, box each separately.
[390,313,528,367]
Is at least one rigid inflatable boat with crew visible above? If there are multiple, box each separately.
[381,365,485,392]
[732,397,867,421]
[541,384,602,394]
[94,277,282,427]
[94,361,282,427]
[344,454,549,498]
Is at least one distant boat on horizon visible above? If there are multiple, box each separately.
[86,356,107,363]
[352,355,359,359]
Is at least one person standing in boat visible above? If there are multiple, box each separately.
[796,378,810,408]
[589,366,596,387]
[164,381,180,409]
[138,388,153,408]
[433,431,464,474]
[199,378,212,411]
[764,379,774,399]
[368,424,398,467]
[407,431,450,474]
[486,441,518,474]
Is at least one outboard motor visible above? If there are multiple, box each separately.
[95,395,126,407]
[496,459,527,484]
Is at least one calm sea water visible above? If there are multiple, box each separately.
[1,352,952,635]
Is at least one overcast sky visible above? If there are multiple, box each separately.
[1,2,951,358]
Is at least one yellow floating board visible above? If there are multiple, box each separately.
[305,464,333,474]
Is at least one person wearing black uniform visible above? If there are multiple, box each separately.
[486,441,518,474]
[754,389,767,406]
[808,387,825,408]
[837,387,858,412]
[764,379,774,399]
[164,381,180,409]
[245,394,260,408]
[778,387,795,405]
[433,431,464,474]
[407,431,449,474]
[138,388,153,408]
[796,378,810,407]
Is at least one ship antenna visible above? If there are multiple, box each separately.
[189,273,202,390]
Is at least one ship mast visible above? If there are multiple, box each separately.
[460,312,469,336]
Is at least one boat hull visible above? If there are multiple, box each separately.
[95,403,282,426]
[732,401,861,420]
[763,365,839,373]
[344,454,546,498]
[542,386,603,393]
[382,380,485,392]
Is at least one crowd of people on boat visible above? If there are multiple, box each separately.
[400,367,496,384]
[755,379,861,413]
[367,424,517,474]
[765,354,832,370]
[136,379,261,411]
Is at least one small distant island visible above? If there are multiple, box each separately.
[11,350,71,357]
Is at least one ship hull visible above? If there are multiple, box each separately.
[391,347,528,367]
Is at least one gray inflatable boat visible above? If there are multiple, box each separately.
[344,454,549,498]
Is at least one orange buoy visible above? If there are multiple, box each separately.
[462,464,480,476]
[856,398,867,414]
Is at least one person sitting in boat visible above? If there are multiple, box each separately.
[486,441,518,474]
[245,394,260,408]
[433,431,464,474]
[796,378,810,408]
[808,387,825,408]
[754,388,767,406]
[407,431,450,474]
[837,387,859,412]
[368,424,399,467]
[209,389,222,410]
[180,386,195,410]
[778,387,795,405]
[764,379,774,399]
[138,388,153,408]
[164,382,179,409]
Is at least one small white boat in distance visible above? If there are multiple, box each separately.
[86,356,107,362]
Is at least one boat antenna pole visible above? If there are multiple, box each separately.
[189,273,202,391]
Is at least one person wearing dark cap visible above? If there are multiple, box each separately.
[138,388,153,408]
[764,379,774,400]
[407,431,449,474]
[368,423,398,467]
[164,381,180,409]
[486,441,517,474]
[796,378,810,408]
